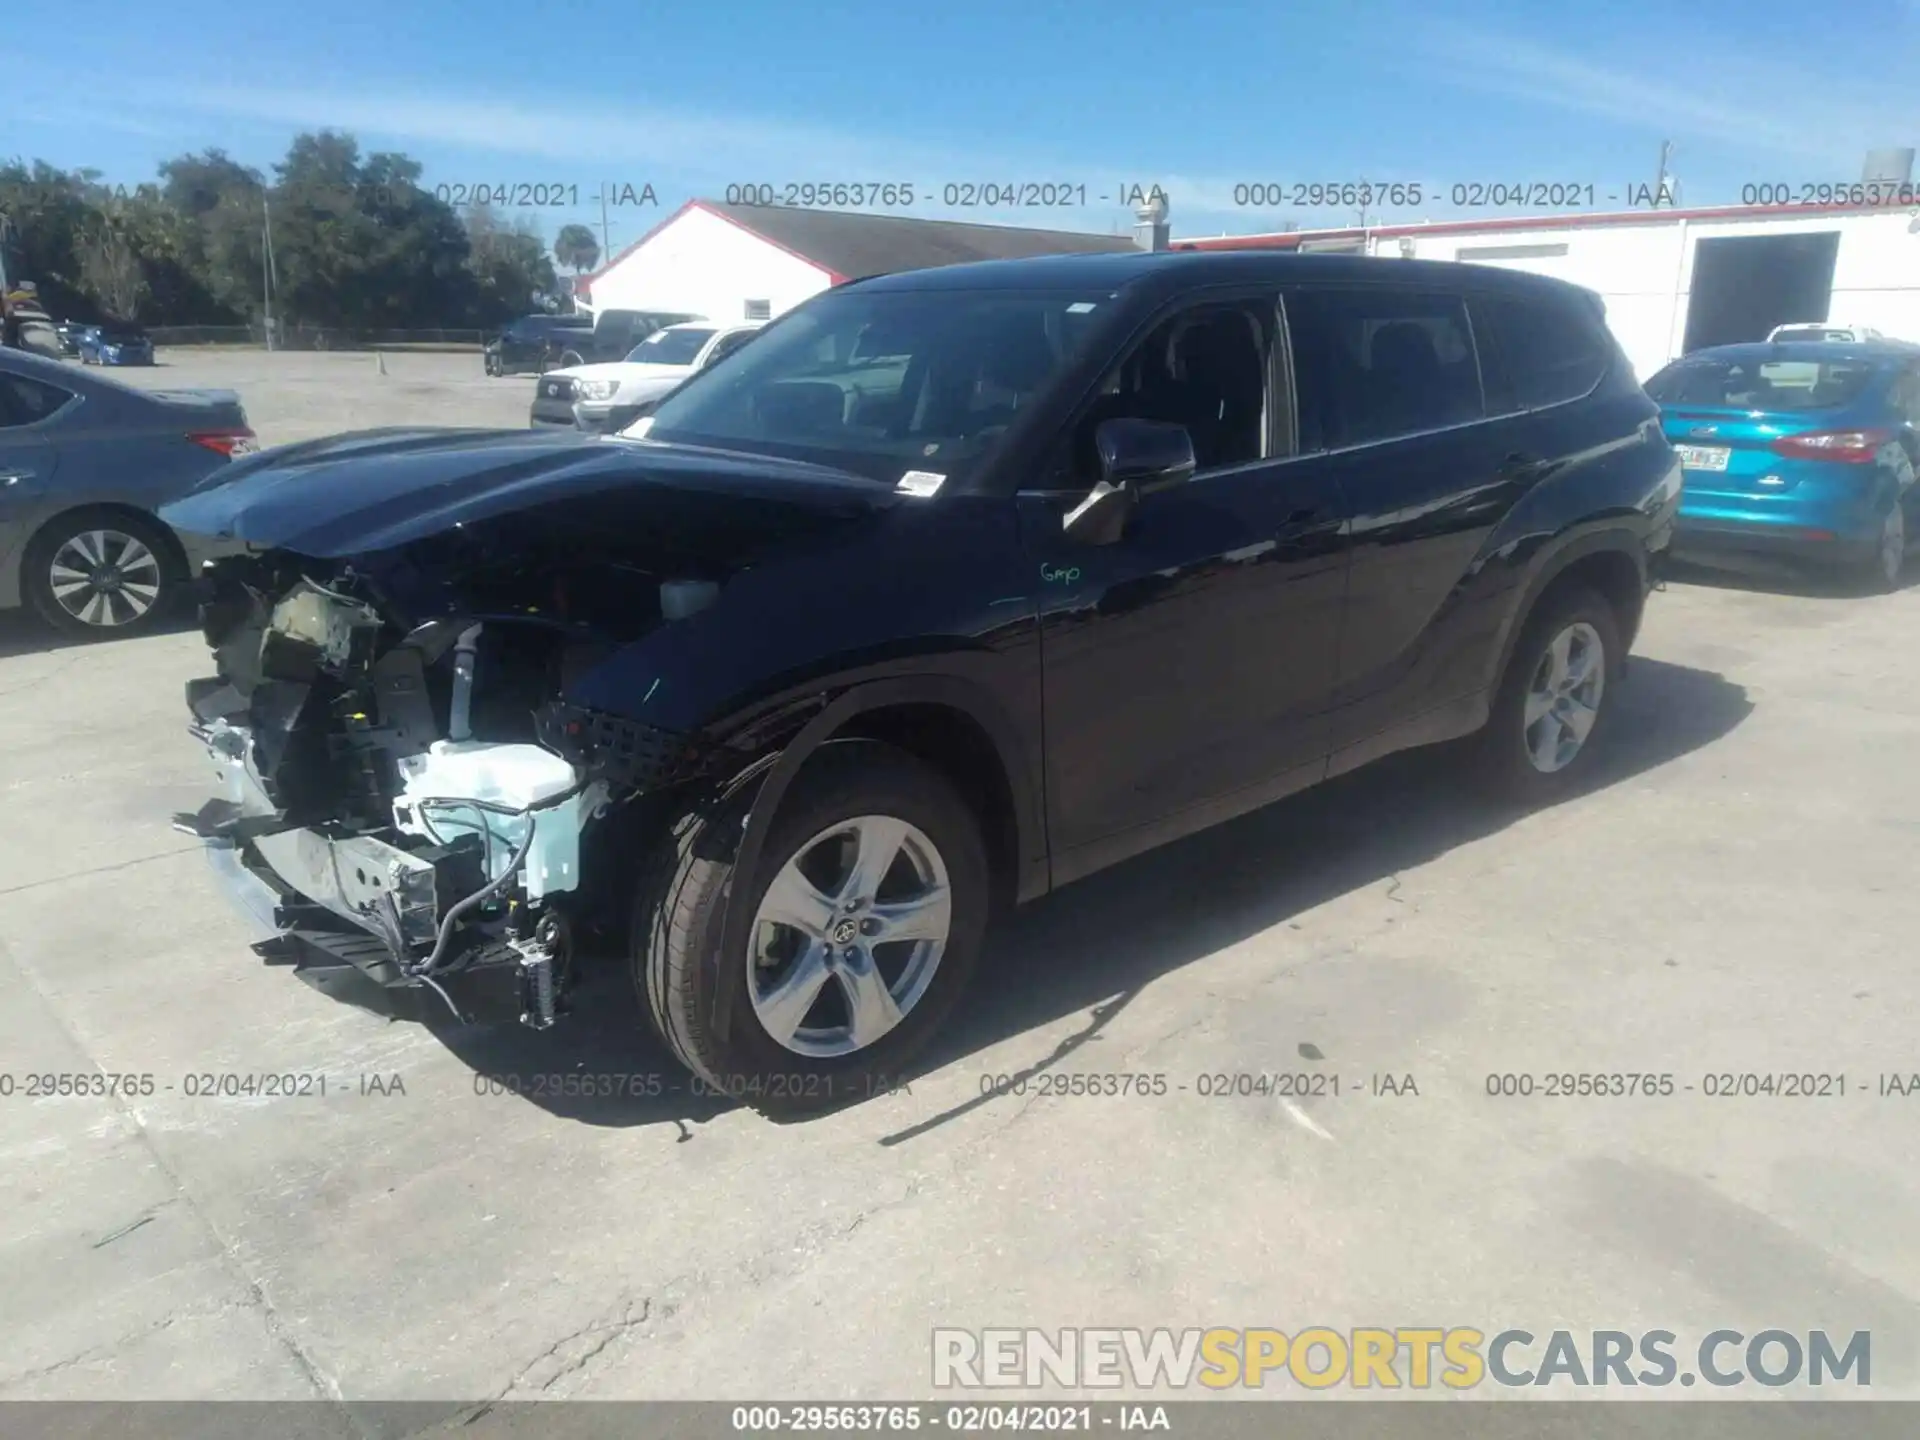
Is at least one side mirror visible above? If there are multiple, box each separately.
[1062,419,1197,545]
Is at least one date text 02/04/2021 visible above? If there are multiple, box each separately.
[1484,1072,1920,1097]
[1227,182,1679,210]
[0,1072,401,1098]
[431,182,659,208]
[720,182,1170,209]
[977,1073,1421,1099]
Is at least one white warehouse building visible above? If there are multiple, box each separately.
[577,200,1137,324]
[1180,201,1920,380]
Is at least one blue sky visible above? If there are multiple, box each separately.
[12,0,1920,256]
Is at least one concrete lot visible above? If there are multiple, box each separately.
[2,349,1919,1415]
[110,347,536,443]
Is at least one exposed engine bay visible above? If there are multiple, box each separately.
[174,547,715,1028]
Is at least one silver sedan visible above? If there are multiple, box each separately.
[0,347,256,635]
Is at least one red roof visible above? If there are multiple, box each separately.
[1174,199,1918,251]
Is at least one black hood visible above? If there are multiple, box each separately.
[160,427,892,558]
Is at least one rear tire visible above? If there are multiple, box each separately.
[1477,586,1622,805]
[634,742,989,1115]
[23,510,180,638]
[1848,500,1905,595]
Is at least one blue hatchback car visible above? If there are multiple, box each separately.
[1646,341,1919,591]
[78,322,155,366]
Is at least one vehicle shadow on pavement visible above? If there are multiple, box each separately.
[430,656,1752,1131]
[908,656,1754,1128]
[0,607,197,660]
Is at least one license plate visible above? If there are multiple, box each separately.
[1674,444,1730,472]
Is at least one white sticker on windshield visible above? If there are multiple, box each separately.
[1066,302,1097,314]
[897,470,947,497]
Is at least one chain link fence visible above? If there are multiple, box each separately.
[147,324,488,351]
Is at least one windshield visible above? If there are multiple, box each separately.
[643,288,1115,483]
[1645,355,1885,412]
[626,327,716,365]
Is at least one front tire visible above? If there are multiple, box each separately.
[1478,586,1622,804]
[635,742,989,1114]
[23,510,180,638]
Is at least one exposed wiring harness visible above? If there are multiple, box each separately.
[403,781,588,981]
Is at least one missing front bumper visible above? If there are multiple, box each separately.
[195,835,561,1028]
[180,723,574,1029]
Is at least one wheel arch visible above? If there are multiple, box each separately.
[1484,528,1647,697]
[701,673,1046,1046]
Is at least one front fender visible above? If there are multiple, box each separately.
[700,669,1047,1047]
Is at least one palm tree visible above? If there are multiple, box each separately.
[554,224,600,276]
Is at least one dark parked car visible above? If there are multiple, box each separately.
[1647,340,1920,591]
[162,253,1678,1112]
[0,348,255,634]
[78,320,154,366]
[55,321,85,357]
[483,309,703,376]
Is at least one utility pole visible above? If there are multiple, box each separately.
[262,193,277,351]
[1655,140,1675,207]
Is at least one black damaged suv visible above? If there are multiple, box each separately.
[163,252,1680,1113]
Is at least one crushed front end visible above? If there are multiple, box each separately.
[173,549,701,1030]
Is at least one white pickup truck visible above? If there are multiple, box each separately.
[529,321,765,432]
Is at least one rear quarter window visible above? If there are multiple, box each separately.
[1471,291,1609,414]
[0,373,74,426]
[1290,288,1485,448]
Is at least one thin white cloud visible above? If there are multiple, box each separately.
[140,81,1259,228]
[1418,22,1918,167]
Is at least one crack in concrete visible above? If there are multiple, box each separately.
[0,1296,252,1391]
[91,1201,172,1249]
[0,844,200,898]
[486,1296,658,1403]
[0,935,363,1429]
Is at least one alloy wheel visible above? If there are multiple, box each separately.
[1522,621,1606,774]
[747,814,953,1058]
[48,528,163,627]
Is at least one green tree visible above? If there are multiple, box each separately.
[0,158,96,318]
[466,205,558,325]
[553,223,600,275]
[74,183,148,319]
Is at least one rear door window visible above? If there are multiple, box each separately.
[0,372,73,426]
[1471,291,1609,414]
[1291,289,1484,449]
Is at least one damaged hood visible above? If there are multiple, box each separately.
[158,427,891,558]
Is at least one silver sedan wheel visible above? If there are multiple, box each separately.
[747,815,952,1059]
[1522,621,1605,774]
[48,528,164,627]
